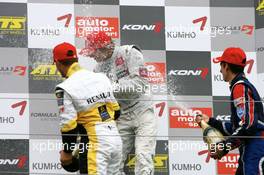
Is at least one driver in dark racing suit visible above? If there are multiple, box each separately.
[196,47,264,175]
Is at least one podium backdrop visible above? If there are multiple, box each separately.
[0,0,264,174]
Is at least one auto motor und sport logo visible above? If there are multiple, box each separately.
[0,16,26,35]
[168,68,208,80]
[169,107,212,128]
[217,154,239,174]
[145,62,165,84]
[76,17,119,38]
[0,66,27,76]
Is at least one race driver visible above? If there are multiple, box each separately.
[80,31,157,175]
[53,42,122,175]
[196,47,264,175]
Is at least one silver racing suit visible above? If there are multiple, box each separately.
[94,45,157,175]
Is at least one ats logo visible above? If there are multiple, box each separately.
[168,68,208,79]
[122,21,164,33]
[0,66,26,76]
[0,155,27,169]
[145,62,165,84]
[76,17,119,38]
[0,16,26,35]
[256,0,264,15]
[30,64,62,81]
[217,154,239,174]
[126,154,168,173]
[170,107,212,128]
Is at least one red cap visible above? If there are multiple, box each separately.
[53,42,77,62]
[213,47,247,67]
[79,31,112,56]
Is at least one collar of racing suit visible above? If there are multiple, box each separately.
[229,72,246,90]
[66,62,82,78]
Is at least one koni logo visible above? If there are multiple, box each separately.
[122,21,164,33]
[169,107,212,128]
[0,155,27,169]
[168,68,208,79]
[76,17,119,38]
[216,115,231,121]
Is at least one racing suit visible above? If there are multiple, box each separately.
[94,45,157,175]
[55,63,122,175]
[208,73,264,175]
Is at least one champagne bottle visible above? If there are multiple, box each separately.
[199,120,225,145]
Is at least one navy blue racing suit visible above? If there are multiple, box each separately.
[209,73,264,175]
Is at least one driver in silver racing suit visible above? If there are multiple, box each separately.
[80,31,157,175]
